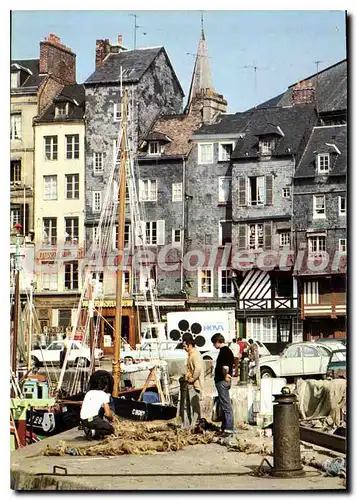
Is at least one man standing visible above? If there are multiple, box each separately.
[211,333,235,435]
[181,338,204,428]
[230,338,240,377]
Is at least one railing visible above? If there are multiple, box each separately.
[237,297,298,310]
[301,292,346,318]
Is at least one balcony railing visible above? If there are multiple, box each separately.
[301,292,346,318]
[237,297,298,310]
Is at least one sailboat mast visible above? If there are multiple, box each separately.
[11,228,21,390]
[112,89,128,397]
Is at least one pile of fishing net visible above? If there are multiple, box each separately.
[43,418,219,457]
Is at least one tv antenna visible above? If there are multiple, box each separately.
[313,60,323,118]
[238,64,268,107]
[129,13,139,49]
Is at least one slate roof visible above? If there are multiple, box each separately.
[11,59,45,89]
[140,112,202,157]
[231,105,317,159]
[250,60,347,114]
[35,84,85,123]
[193,113,250,136]
[294,124,347,178]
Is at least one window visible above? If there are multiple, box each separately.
[65,217,79,243]
[139,179,157,202]
[113,103,122,122]
[248,176,265,205]
[172,183,183,202]
[10,206,21,227]
[44,136,58,160]
[55,103,68,118]
[339,239,347,252]
[172,229,181,246]
[139,265,157,292]
[11,160,21,182]
[10,113,22,140]
[65,174,79,199]
[66,134,79,160]
[93,153,104,174]
[279,231,291,247]
[218,142,234,161]
[93,191,102,212]
[43,218,57,245]
[303,281,319,305]
[64,262,79,290]
[285,345,302,358]
[313,195,326,218]
[59,309,72,328]
[113,223,131,249]
[145,221,157,245]
[219,221,232,245]
[308,235,326,254]
[317,153,330,173]
[205,234,212,245]
[92,226,100,245]
[219,269,233,297]
[218,177,232,203]
[123,270,130,295]
[339,196,346,216]
[148,142,160,155]
[43,175,57,200]
[48,342,63,351]
[277,319,292,343]
[198,143,213,164]
[248,224,264,249]
[11,72,18,89]
[259,139,274,156]
[42,262,58,291]
[282,186,291,198]
[247,317,276,343]
[198,269,213,297]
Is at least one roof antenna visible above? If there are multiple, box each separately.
[238,64,268,108]
[130,13,139,49]
[313,60,322,120]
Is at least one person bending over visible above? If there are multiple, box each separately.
[80,370,115,438]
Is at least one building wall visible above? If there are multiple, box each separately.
[34,121,85,292]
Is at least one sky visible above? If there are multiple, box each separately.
[10,10,347,113]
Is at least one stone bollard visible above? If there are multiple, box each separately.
[271,386,305,477]
[178,376,189,426]
[239,358,249,386]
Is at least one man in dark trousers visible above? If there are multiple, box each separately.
[211,333,235,435]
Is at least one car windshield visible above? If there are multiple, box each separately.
[330,351,346,362]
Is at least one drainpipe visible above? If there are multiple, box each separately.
[181,156,186,293]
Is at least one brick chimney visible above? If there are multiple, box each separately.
[95,38,111,69]
[292,80,316,105]
[39,34,76,84]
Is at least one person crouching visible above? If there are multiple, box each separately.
[80,370,115,439]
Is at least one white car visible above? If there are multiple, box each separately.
[254,341,345,379]
[121,342,219,362]
[31,340,103,368]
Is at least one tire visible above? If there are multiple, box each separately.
[260,367,275,378]
[32,356,41,368]
[76,357,90,368]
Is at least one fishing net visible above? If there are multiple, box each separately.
[42,417,218,457]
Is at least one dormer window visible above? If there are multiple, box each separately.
[259,139,274,156]
[317,153,330,173]
[11,72,19,89]
[218,142,234,161]
[148,141,160,156]
[55,103,68,118]
[113,103,122,122]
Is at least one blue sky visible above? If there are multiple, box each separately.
[11,10,347,113]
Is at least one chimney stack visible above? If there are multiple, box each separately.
[39,33,76,84]
[292,80,316,105]
[95,38,111,69]
[118,35,123,45]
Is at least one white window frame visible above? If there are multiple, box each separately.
[260,139,273,156]
[43,175,58,200]
[10,113,22,140]
[248,176,265,206]
[92,226,100,245]
[317,153,330,173]
[313,195,326,218]
[145,221,157,245]
[139,179,157,202]
[172,229,182,246]
[93,191,102,213]
[303,281,319,305]
[44,136,58,161]
[55,102,68,118]
[64,261,79,290]
[339,239,347,252]
[218,268,233,298]
[43,217,57,245]
[218,176,232,203]
[10,207,21,228]
[198,268,213,297]
[339,196,346,216]
[247,317,276,343]
[11,72,18,89]
[113,103,122,122]
[93,152,104,174]
[66,134,80,160]
[218,142,234,162]
[172,183,183,202]
[248,223,264,250]
[279,231,291,247]
[148,141,160,156]
[122,270,131,295]
[42,263,58,291]
[282,186,291,198]
[308,235,327,256]
[65,174,79,199]
[198,143,214,164]
[65,217,79,243]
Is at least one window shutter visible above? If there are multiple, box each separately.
[135,221,144,246]
[238,224,247,250]
[71,309,77,327]
[52,309,59,327]
[157,220,165,245]
[238,177,247,206]
[264,222,272,250]
[265,175,273,205]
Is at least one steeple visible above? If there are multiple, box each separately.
[185,14,227,123]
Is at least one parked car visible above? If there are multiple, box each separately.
[315,338,346,347]
[326,349,346,379]
[31,340,103,368]
[121,342,219,362]
[253,341,345,379]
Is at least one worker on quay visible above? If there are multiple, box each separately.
[180,338,205,428]
[80,370,115,439]
[211,333,235,435]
